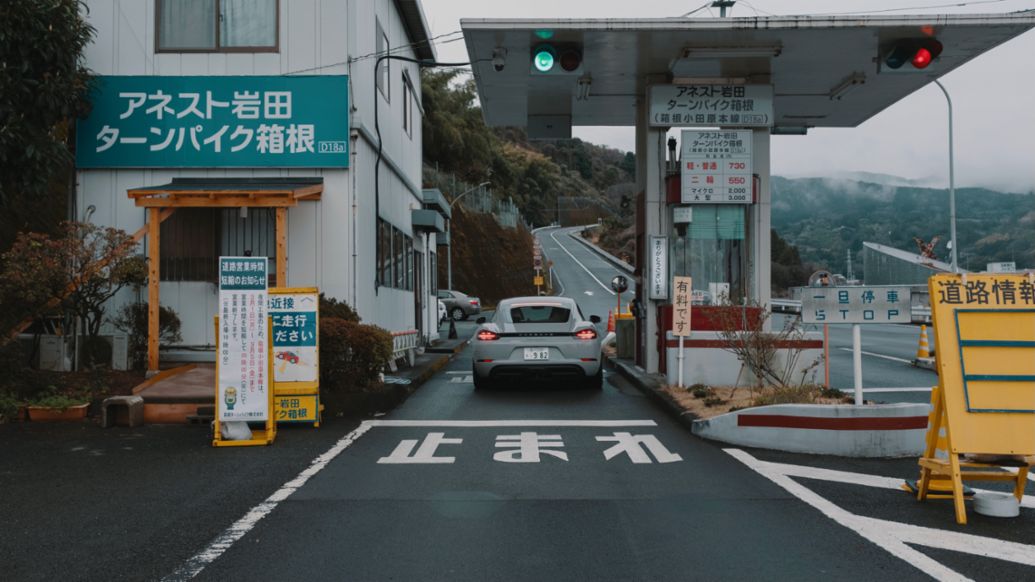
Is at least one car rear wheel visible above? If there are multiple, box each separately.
[473,369,491,391]
[585,368,603,390]
[451,307,466,321]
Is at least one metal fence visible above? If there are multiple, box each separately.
[423,165,521,229]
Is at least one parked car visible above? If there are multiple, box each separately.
[437,299,447,325]
[437,289,481,321]
[472,296,602,390]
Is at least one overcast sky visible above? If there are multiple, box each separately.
[424,0,1035,193]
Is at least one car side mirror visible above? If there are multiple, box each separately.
[476,317,486,324]
[589,315,601,324]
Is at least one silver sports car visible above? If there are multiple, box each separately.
[472,296,603,389]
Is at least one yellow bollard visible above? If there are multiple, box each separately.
[916,324,931,359]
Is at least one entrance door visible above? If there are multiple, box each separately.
[414,250,424,341]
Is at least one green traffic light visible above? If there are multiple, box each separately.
[533,47,555,72]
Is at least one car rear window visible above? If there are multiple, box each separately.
[510,305,571,324]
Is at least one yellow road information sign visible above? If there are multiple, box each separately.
[929,273,1035,453]
[915,273,1034,524]
[534,275,544,286]
[275,395,319,423]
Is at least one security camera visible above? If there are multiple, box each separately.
[492,48,507,72]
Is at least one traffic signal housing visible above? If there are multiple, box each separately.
[531,43,583,74]
[881,38,943,73]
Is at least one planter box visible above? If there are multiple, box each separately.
[27,403,89,422]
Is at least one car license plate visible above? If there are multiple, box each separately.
[524,348,549,361]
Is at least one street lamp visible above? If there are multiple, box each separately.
[447,181,490,291]
[933,79,959,273]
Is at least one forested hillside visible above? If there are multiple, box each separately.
[421,70,633,226]
[771,177,1035,272]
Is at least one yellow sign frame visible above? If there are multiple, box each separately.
[212,317,277,447]
[915,273,1035,524]
[268,287,321,427]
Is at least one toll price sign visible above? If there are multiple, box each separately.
[802,285,912,324]
[680,130,753,204]
[218,257,270,421]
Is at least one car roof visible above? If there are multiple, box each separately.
[498,296,576,309]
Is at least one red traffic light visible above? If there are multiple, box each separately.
[884,39,943,71]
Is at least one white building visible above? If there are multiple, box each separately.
[76,0,445,371]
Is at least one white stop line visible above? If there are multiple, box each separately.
[726,448,1035,581]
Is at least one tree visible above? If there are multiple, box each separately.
[0,0,95,249]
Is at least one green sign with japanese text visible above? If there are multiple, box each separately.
[76,75,349,168]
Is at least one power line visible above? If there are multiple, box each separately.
[788,0,1011,17]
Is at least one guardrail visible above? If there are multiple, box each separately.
[391,330,419,367]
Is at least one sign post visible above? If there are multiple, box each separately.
[802,285,912,404]
[214,257,275,447]
[672,277,692,388]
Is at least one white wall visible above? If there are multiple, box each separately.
[79,0,430,346]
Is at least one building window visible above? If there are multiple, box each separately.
[376,218,415,291]
[160,209,219,282]
[429,252,438,295]
[376,20,390,101]
[157,0,278,53]
[378,219,392,287]
[402,78,413,138]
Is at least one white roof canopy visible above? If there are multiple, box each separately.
[461,13,1035,129]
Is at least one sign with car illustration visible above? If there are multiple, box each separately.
[269,288,321,427]
[269,290,319,384]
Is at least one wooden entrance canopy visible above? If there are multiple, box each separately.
[127,177,324,373]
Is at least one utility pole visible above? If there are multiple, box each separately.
[711,1,735,17]
[846,249,854,282]
[934,79,959,274]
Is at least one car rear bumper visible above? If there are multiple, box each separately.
[474,359,600,379]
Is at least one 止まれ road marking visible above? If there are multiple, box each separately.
[164,419,660,579]
[725,448,1035,578]
[549,230,615,295]
[837,347,914,365]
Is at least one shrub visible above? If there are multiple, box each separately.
[111,303,182,370]
[320,317,392,392]
[319,294,360,323]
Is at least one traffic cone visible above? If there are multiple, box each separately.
[916,325,931,359]
[607,310,616,333]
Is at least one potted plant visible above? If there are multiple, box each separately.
[26,389,90,422]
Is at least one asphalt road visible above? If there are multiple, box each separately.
[541,226,939,404]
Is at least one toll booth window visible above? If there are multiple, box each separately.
[671,205,747,305]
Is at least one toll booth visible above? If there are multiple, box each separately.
[462,13,1035,380]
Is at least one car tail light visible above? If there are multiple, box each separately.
[470,299,479,305]
[477,330,499,341]
[574,329,597,340]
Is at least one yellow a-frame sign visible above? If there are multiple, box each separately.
[915,273,1035,524]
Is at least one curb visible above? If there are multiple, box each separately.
[568,229,635,274]
[607,355,697,431]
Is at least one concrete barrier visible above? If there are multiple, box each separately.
[692,402,931,457]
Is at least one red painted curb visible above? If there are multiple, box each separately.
[736,414,928,431]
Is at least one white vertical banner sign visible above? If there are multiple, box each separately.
[649,236,669,300]
[218,257,270,421]
[672,276,692,388]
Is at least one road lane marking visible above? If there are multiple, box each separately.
[369,419,658,428]
[726,449,1035,576]
[448,375,472,383]
[164,421,376,581]
[552,269,566,296]
[837,347,913,364]
[834,387,933,393]
[549,230,615,295]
